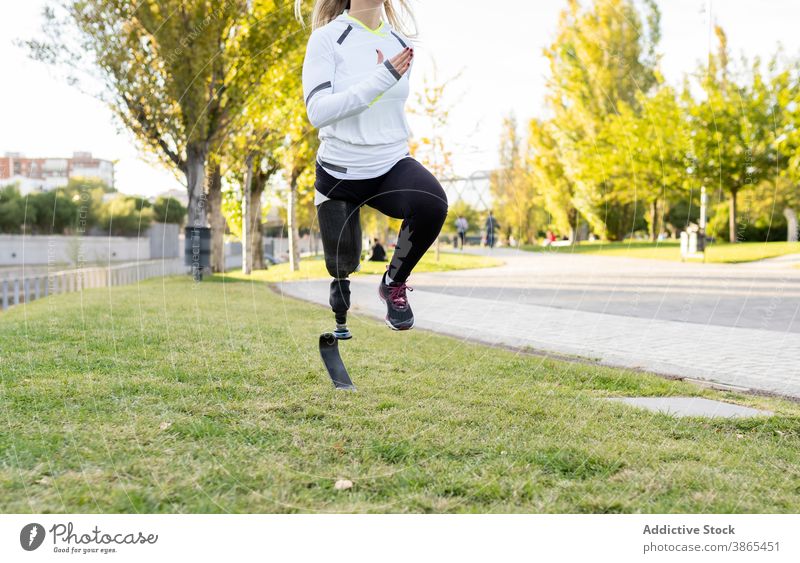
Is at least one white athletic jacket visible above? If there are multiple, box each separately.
[302,10,414,181]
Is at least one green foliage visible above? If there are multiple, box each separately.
[29,189,79,234]
[527,0,664,240]
[664,198,700,235]
[408,66,459,180]
[520,1,800,244]
[66,177,114,194]
[27,0,301,220]
[152,196,186,224]
[0,180,124,235]
[528,119,577,239]
[601,82,690,238]
[221,185,244,240]
[707,180,790,242]
[545,0,660,122]
[773,60,800,187]
[66,186,108,233]
[0,179,170,237]
[0,184,30,233]
[96,194,153,236]
[689,27,776,242]
[490,114,543,244]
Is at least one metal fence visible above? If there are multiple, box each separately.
[1,258,186,312]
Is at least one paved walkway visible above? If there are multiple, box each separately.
[278,249,800,398]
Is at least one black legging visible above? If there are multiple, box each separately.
[315,157,448,283]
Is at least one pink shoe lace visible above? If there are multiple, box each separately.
[388,282,413,310]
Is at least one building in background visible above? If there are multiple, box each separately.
[0,151,114,194]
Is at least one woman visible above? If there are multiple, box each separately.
[297,0,448,336]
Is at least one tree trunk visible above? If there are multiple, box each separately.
[649,199,658,241]
[207,163,225,272]
[728,189,738,243]
[288,171,301,271]
[185,144,208,229]
[784,207,798,243]
[242,154,254,275]
[568,207,578,242]
[250,173,266,270]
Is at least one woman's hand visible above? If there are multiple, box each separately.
[376,47,414,76]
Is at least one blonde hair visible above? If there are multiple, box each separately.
[294,0,417,37]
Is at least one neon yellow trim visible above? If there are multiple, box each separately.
[369,92,385,107]
[346,14,387,36]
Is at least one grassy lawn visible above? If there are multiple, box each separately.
[226,250,503,283]
[1,275,800,513]
[521,240,800,264]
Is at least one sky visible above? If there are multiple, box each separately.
[1,0,798,197]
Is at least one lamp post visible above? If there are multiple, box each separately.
[699,186,707,231]
[699,186,707,256]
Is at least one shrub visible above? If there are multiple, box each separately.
[152,196,186,224]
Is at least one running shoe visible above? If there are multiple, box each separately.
[378,272,414,330]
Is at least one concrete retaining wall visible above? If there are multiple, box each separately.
[0,225,183,266]
[148,223,181,259]
[0,232,321,271]
[0,234,149,266]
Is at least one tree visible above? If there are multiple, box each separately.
[152,196,186,224]
[0,185,29,234]
[244,151,281,272]
[543,0,662,239]
[689,27,774,242]
[27,0,298,270]
[63,177,112,232]
[602,80,690,239]
[275,49,318,272]
[490,114,541,244]
[220,147,280,272]
[771,57,800,241]
[206,157,226,270]
[97,194,153,236]
[408,64,459,181]
[527,119,579,240]
[29,189,79,234]
[279,125,317,272]
[66,177,114,194]
[220,38,303,274]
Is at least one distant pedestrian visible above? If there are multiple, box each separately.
[485,211,500,248]
[455,215,468,250]
[368,239,387,262]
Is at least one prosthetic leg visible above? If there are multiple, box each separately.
[317,199,362,339]
[317,199,361,391]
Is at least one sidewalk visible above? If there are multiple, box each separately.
[278,249,800,398]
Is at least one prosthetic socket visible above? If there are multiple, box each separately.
[317,200,362,333]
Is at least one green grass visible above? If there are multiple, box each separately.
[521,240,800,263]
[1,275,800,513]
[227,251,503,283]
